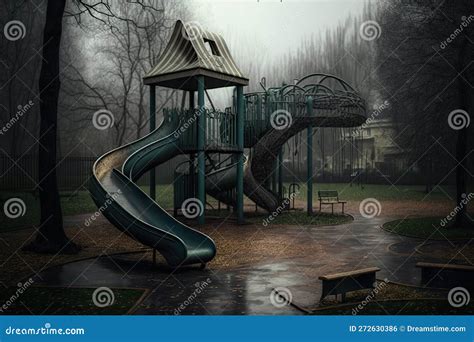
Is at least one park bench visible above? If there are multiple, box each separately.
[319,267,380,302]
[416,262,474,289]
[318,190,347,214]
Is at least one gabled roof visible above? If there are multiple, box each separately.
[143,20,248,90]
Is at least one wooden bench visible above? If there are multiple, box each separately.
[416,262,474,289]
[319,267,380,302]
[318,190,347,214]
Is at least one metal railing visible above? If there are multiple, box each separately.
[165,107,239,152]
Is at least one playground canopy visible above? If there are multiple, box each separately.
[143,20,248,90]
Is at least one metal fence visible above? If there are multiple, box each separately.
[1,154,450,192]
[0,154,177,191]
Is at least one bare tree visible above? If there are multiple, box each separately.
[376,0,474,228]
[25,0,187,254]
[60,1,188,153]
[0,1,45,156]
[23,0,80,253]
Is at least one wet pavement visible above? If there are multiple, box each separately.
[32,215,456,315]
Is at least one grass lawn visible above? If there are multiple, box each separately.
[0,286,146,315]
[203,209,352,226]
[287,182,458,202]
[312,282,474,314]
[0,183,459,232]
[0,185,175,231]
[313,299,474,315]
[383,217,474,239]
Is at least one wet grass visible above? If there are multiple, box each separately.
[0,183,460,232]
[313,299,474,315]
[288,182,458,202]
[204,209,352,226]
[0,286,145,315]
[312,282,474,315]
[0,185,174,231]
[383,217,474,240]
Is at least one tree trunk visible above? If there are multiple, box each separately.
[453,38,473,229]
[24,0,80,253]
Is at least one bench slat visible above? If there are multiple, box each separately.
[319,267,380,281]
[318,190,339,197]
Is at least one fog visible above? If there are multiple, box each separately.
[189,0,365,107]
[191,0,364,57]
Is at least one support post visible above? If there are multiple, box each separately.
[272,160,277,193]
[236,85,245,224]
[189,91,195,197]
[197,77,206,224]
[307,97,313,215]
[278,147,283,198]
[149,85,156,200]
[189,90,195,109]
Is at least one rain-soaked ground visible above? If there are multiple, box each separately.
[31,214,461,314]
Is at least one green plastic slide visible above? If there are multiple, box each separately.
[89,114,216,267]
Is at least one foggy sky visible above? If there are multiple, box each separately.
[190,0,365,59]
[183,0,365,107]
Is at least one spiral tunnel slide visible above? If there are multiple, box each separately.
[89,113,217,267]
[241,75,367,212]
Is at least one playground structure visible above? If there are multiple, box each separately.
[90,20,367,267]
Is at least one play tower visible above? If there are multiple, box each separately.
[143,21,248,225]
[90,20,366,267]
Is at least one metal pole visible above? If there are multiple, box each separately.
[272,160,277,193]
[307,97,313,215]
[189,91,195,197]
[197,77,206,224]
[236,85,244,224]
[278,147,283,198]
[149,85,156,200]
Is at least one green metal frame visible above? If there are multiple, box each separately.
[236,85,244,223]
[149,85,156,200]
[197,76,206,224]
[306,96,314,214]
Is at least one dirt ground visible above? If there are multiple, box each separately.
[0,199,471,286]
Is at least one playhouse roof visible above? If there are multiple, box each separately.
[143,20,248,90]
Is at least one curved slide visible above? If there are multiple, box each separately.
[89,113,216,267]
